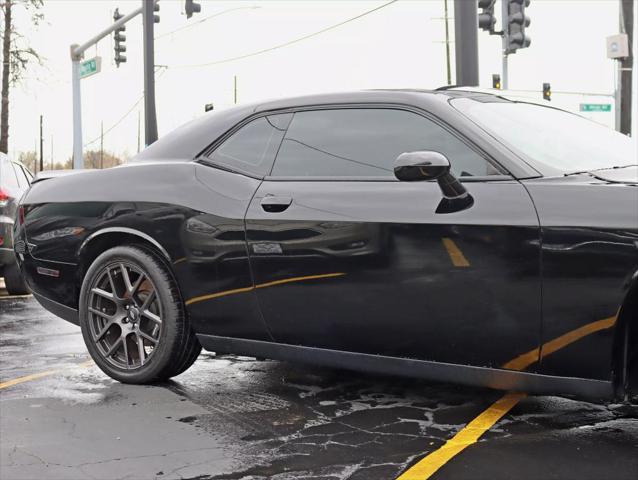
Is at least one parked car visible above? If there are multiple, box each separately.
[1,153,32,294]
[13,89,638,400]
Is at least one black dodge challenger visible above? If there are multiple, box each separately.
[12,89,638,400]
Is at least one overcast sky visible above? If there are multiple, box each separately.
[6,0,634,162]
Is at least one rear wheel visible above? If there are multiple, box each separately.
[4,262,30,295]
[79,245,200,383]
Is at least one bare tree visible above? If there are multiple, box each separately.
[83,150,125,170]
[17,148,36,171]
[1,0,44,154]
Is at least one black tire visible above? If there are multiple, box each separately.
[168,333,202,377]
[79,245,200,384]
[4,262,30,295]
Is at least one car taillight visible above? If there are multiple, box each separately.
[19,206,25,225]
[0,188,10,205]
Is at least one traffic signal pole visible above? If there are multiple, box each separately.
[454,0,480,86]
[70,6,143,169]
[619,0,633,136]
[501,0,509,89]
[142,0,158,146]
[480,1,531,91]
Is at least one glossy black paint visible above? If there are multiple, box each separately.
[13,89,638,399]
[17,162,271,343]
[522,173,638,382]
[245,179,542,370]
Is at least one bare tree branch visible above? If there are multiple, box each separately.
[1,0,44,153]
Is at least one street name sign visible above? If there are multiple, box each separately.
[579,103,612,112]
[79,57,101,79]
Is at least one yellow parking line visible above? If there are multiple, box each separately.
[0,370,60,390]
[396,313,618,479]
[441,238,470,267]
[503,314,617,371]
[396,392,526,480]
[0,360,93,390]
[185,272,346,306]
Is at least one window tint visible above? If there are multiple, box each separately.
[208,113,292,176]
[272,109,499,178]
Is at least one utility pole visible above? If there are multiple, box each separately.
[39,115,43,172]
[234,75,238,104]
[620,0,634,136]
[100,121,104,169]
[454,0,479,86]
[137,110,141,153]
[142,0,159,146]
[444,0,452,85]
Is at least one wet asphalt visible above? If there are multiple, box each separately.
[1,286,637,480]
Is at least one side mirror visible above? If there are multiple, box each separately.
[394,151,474,213]
[394,151,450,182]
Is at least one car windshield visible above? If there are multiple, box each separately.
[451,97,637,175]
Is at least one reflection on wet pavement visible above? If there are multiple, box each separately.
[1,295,637,480]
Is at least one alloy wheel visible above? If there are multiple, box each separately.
[87,261,163,370]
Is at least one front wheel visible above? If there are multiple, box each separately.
[79,245,200,384]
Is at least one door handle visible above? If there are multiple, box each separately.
[260,195,293,213]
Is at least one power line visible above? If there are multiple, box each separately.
[83,96,144,148]
[155,5,261,40]
[83,68,168,148]
[168,0,399,69]
[83,1,399,149]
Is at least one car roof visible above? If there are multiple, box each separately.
[252,88,495,112]
[134,88,503,163]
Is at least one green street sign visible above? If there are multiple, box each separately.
[579,103,612,112]
[79,57,101,79]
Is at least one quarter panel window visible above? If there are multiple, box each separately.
[271,109,498,178]
[12,162,29,189]
[1,157,20,190]
[207,113,292,176]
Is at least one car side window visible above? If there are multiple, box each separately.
[207,113,293,177]
[271,108,500,178]
[1,157,20,191]
[12,162,29,190]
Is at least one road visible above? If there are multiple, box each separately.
[1,289,637,480]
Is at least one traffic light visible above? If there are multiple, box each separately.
[492,74,501,90]
[543,82,551,101]
[113,8,126,67]
[185,0,201,19]
[506,0,531,54]
[478,0,496,32]
[154,1,160,23]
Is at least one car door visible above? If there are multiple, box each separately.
[244,106,542,371]
[181,112,293,342]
